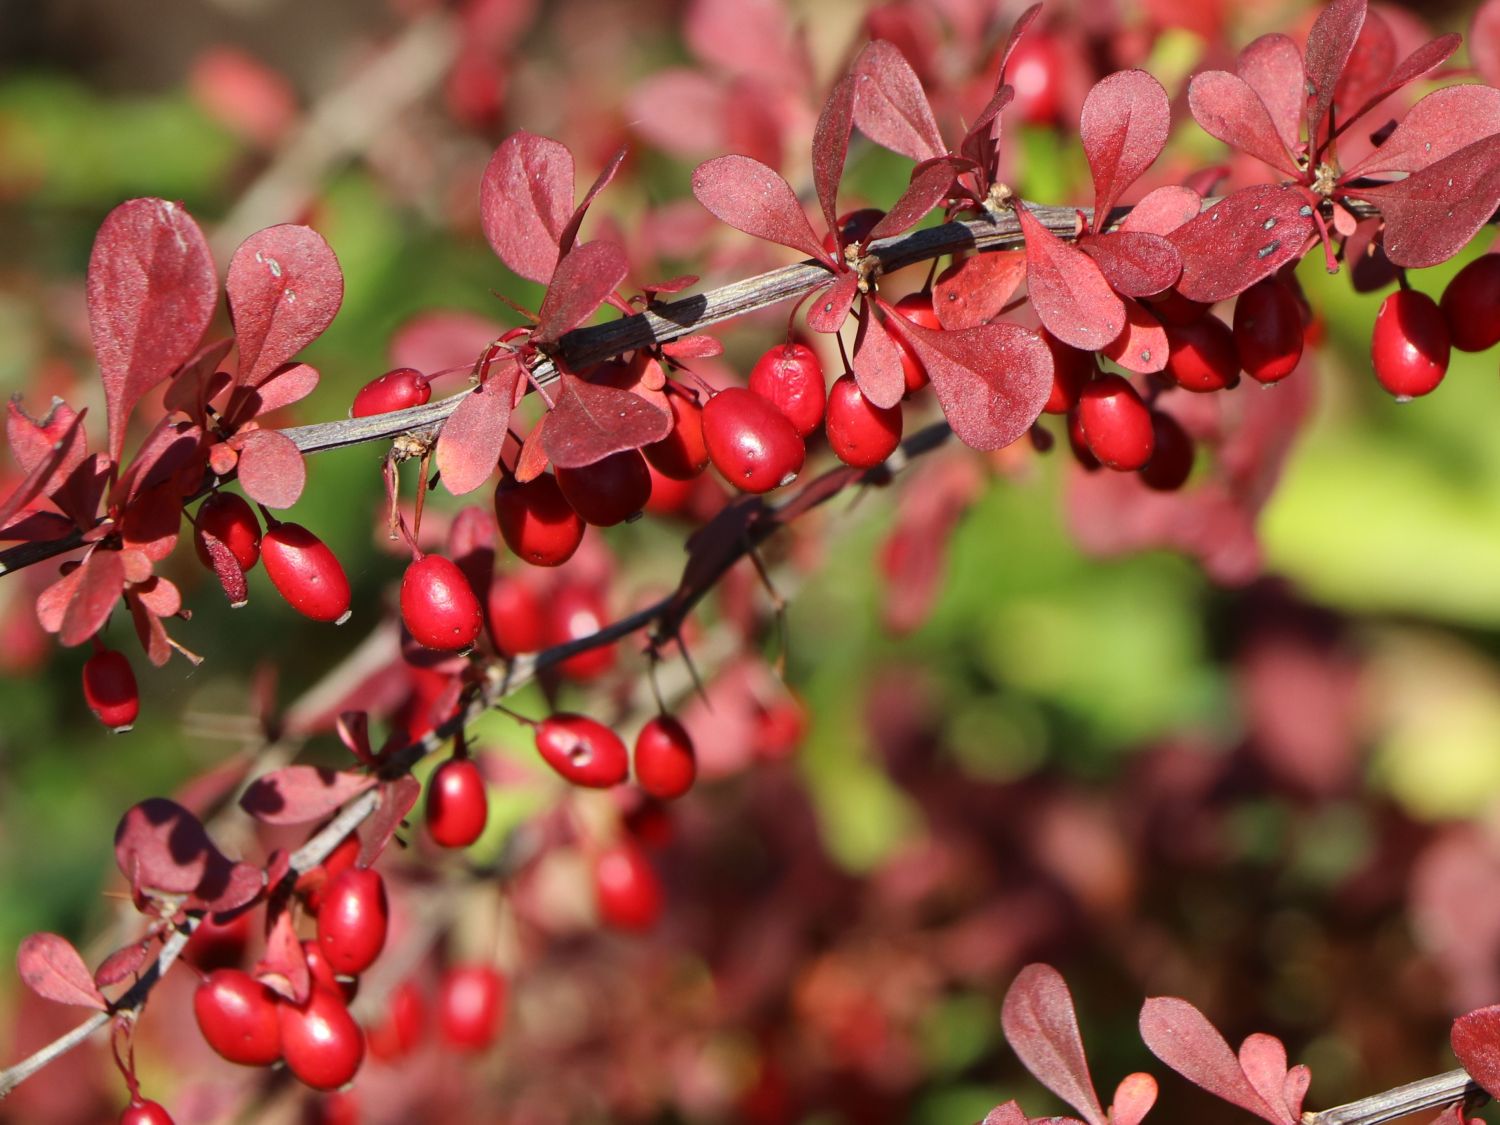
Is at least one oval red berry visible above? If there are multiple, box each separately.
[633,715,696,800]
[400,554,483,651]
[193,968,282,1067]
[261,523,351,624]
[83,648,139,732]
[535,713,629,788]
[278,987,365,1091]
[316,868,388,976]
[494,474,585,567]
[702,387,805,494]
[425,756,488,848]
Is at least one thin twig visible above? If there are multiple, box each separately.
[1304,1068,1486,1125]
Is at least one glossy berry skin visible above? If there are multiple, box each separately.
[545,584,616,681]
[1372,289,1450,399]
[183,909,252,972]
[747,343,826,437]
[535,713,629,788]
[193,492,261,572]
[437,965,506,1051]
[487,574,546,656]
[594,843,664,932]
[891,293,941,392]
[1234,279,1304,384]
[1040,331,1094,414]
[366,978,426,1062]
[825,375,903,469]
[1163,315,1240,392]
[120,1100,174,1125]
[702,388,805,494]
[316,868,388,976]
[1440,254,1500,352]
[400,554,483,651]
[643,391,710,480]
[633,715,697,800]
[278,987,365,1091]
[83,648,139,732]
[1138,412,1195,492]
[555,450,652,527]
[1066,410,1101,471]
[261,523,351,624]
[193,968,282,1067]
[495,474,585,567]
[425,756,488,847]
[351,367,431,418]
[1077,375,1154,471]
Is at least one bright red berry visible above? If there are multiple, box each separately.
[278,987,365,1091]
[1077,375,1154,471]
[366,978,426,1062]
[825,375,903,468]
[193,968,282,1067]
[1372,289,1450,399]
[316,868,388,976]
[702,388,805,494]
[437,964,506,1051]
[487,573,546,656]
[555,450,653,526]
[1163,315,1240,392]
[1440,254,1500,353]
[120,1099,174,1125]
[633,715,697,800]
[261,523,351,624]
[400,554,483,651]
[425,756,488,848]
[535,713,629,787]
[594,843,664,932]
[643,461,698,517]
[351,367,431,418]
[1138,412,1195,492]
[302,939,357,1004]
[1006,33,1063,125]
[1234,279,1304,384]
[494,474,585,567]
[891,293,941,392]
[545,584,617,681]
[747,343,826,437]
[1066,409,1101,471]
[1145,288,1209,326]
[193,492,261,572]
[1040,330,1094,414]
[83,648,139,732]
[643,390,710,480]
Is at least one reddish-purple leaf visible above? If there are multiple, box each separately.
[1001,964,1107,1125]
[1453,1005,1500,1100]
[866,159,961,243]
[119,480,185,563]
[851,40,946,164]
[0,401,87,531]
[1188,71,1301,176]
[1139,997,1281,1123]
[162,337,234,420]
[533,241,630,343]
[114,417,201,507]
[238,362,320,418]
[1237,35,1305,157]
[514,413,551,482]
[94,940,154,989]
[642,275,700,298]
[558,145,628,259]
[226,225,343,389]
[982,1101,1029,1125]
[256,908,310,1004]
[114,797,218,896]
[1168,185,1314,302]
[481,131,575,284]
[851,312,906,409]
[436,361,519,497]
[933,251,1027,330]
[542,373,672,469]
[358,775,423,866]
[128,590,173,668]
[806,274,861,334]
[16,934,107,1011]
[692,155,833,265]
[1080,231,1181,296]
[1118,186,1204,236]
[234,428,305,510]
[59,547,125,647]
[1101,296,1169,374]
[1475,0,1500,88]
[88,198,217,464]
[1081,70,1171,229]
[1015,203,1125,351]
[200,531,249,609]
[337,711,375,766]
[240,765,376,826]
[1343,34,1461,129]
[134,574,181,620]
[1347,134,1500,267]
[684,0,804,88]
[187,855,264,916]
[885,318,1051,450]
[660,334,722,359]
[1345,85,1500,176]
[813,74,857,245]
[1238,1034,1296,1125]
[1333,9,1395,129]
[1111,1073,1159,1125]
[36,564,84,635]
[959,85,1014,170]
[1283,1065,1311,1119]
[1304,0,1368,144]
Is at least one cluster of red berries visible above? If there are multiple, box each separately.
[1371,254,1500,399]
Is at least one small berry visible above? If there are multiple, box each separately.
[702,388,805,494]
[747,343,827,437]
[1006,32,1063,124]
[1138,412,1195,491]
[643,390,710,480]
[120,1099,174,1125]
[1145,288,1209,326]
[302,940,357,1004]
[633,715,697,800]
[183,909,253,972]
[535,713,629,787]
[425,756,488,848]
[278,987,365,1091]
[366,978,426,1062]
[825,375,903,468]
[400,554,483,651]
[1040,330,1094,414]
[891,293,941,392]
[594,843,664,932]
[261,523,351,624]
[486,573,546,656]
[351,367,431,418]
[1163,315,1240,392]
[1066,409,1101,471]
[1440,254,1500,352]
[83,648,139,732]
[1372,289,1450,399]
[316,868,388,976]
[1077,375,1154,471]
[1234,279,1304,384]
[437,964,506,1051]
[494,474,585,567]
[193,492,261,572]
[193,968,282,1067]
[545,584,616,681]
[555,450,652,526]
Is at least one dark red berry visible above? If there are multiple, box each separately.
[261,523,351,624]
[351,367,431,418]
[747,343,826,437]
[83,648,139,732]
[643,390,710,480]
[1077,375,1154,471]
[1040,330,1094,414]
[535,713,629,787]
[194,492,261,572]
[316,868,388,976]
[494,474,585,567]
[183,909,253,972]
[366,978,426,1062]
[1066,410,1101,471]
[825,375,903,468]
[1440,254,1500,353]
[400,554,483,651]
[120,1099,174,1125]
[633,715,696,800]
[425,756,488,848]
[1163,314,1240,392]
[1372,289,1450,399]
[302,939,357,1004]
[279,987,365,1091]
[1138,412,1195,491]
[545,584,616,681]
[643,461,697,517]
[822,207,886,255]
[555,450,653,526]
[437,964,506,1051]
[487,574,546,656]
[594,843,663,932]
[892,293,941,392]
[193,968,282,1067]
[702,387,805,494]
[1234,279,1304,384]
[1145,288,1209,326]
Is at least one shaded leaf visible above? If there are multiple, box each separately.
[1001,964,1107,1125]
[0,401,87,531]
[851,312,906,409]
[436,362,519,497]
[255,909,309,1004]
[1101,296,1169,374]
[660,335,722,359]
[16,934,107,1011]
[226,225,343,389]
[358,776,422,866]
[866,158,961,243]
[1168,185,1314,302]
[240,765,376,825]
[1453,1005,1500,1100]
[162,337,234,420]
[558,144,628,259]
[813,74,858,244]
[200,530,248,608]
[533,241,630,343]
[60,547,125,647]
[1188,71,1300,176]
[1015,203,1125,351]
[481,131,575,284]
[542,374,672,469]
[959,85,1014,171]
[1345,85,1500,176]
[806,274,861,334]
[692,155,833,264]
[94,940,154,988]
[119,479,185,562]
[1237,34,1305,156]
[187,855,263,915]
[1118,186,1203,235]
[1347,134,1500,267]
[234,428,305,509]
[1343,33,1461,128]
[933,251,1026,329]
[1080,231,1181,296]
[1081,69,1171,229]
[1139,997,1280,1123]
[1333,9,1395,128]
[114,797,219,896]
[238,362,320,418]
[851,40,946,164]
[1304,0,1368,143]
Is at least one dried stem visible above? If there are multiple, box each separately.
[1303,1069,1486,1125]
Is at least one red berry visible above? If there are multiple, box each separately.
[1163,315,1240,392]
[1040,330,1094,414]
[193,968,282,1067]
[494,474,585,567]
[545,584,617,681]
[1441,254,1500,352]
[633,715,696,800]
[892,293,941,392]
[1065,409,1101,471]
[1077,375,1154,471]
[366,978,426,1062]
[193,492,261,572]
[302,939,357,1004]
[643,390,710,480]
[594,843,663,932]
[261,523,351,624]
[754,697,807,761]
[351,367,431,418]
[535,713,629,787]
[1006,33,1063,124]
[1372,289,1450,399]
[486,573,546,656]
[555,450,652,526]
[316,868,388,976]
[120,1099,174,1125]
[702,387,805,494]
[279,987,365,1091]
[437,964,506,1051]
[83,648,139,732]
[183,909,253,972]
[1138,412,1195,491]
[400,554,482,651]
[643,461,698,517]
[825,375,903,468]
[425,756,488,847]
[1234,279,1304,384]
[1145,288,1209,326]
[747,343,827,437]
[302,831,362,915]
[823,207,886,255]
